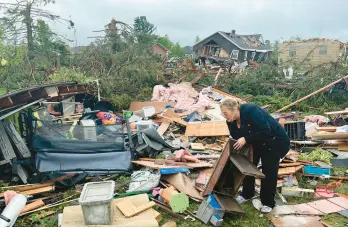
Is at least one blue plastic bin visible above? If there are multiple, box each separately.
[303,165,331,175]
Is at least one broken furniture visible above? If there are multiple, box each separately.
[79,181,115,225]
[160,186,189,213]
[34,135,132,174]
[0,120,30,184]
[202,139,265,214]
[197,194,224,226]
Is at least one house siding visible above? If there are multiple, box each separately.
[279,41,344,68]
[152,44,168,57]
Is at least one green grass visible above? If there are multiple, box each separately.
[10,176,348,227]
[158,200,270,227]
[0,88,6,95]
[322,213,347,227]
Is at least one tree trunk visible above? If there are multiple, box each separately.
[25,2,34,60]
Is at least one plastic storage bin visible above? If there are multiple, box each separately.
[284,121,306,140]
[79,181,115,225]
[303,165,331,175]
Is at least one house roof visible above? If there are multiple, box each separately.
[152,42,170,52]
[193,31,272,52]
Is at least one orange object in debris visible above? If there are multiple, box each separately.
[327,180,343,189]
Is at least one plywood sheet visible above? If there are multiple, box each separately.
[271,204,323,216]
[162,173,203,200]
[279,162,303,167]
[271,216,323,227]
[157,120,170,136]
[312,132,348,141]
[328,197,348,209]
[229,154,265,178]
[185,121,229,137]
[278,166,303,175]
[62,194,158,227]
[316,127,337,132]
[129,102,176,114]
[116,199,156,218]
[190,143,205,150]
[307,199,344,214]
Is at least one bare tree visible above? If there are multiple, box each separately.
[0,0,74,59]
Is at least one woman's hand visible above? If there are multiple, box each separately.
[233,137,246,150]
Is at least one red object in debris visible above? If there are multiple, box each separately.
[315,184,335,198]
[3,190,18,206]
[173,149,199,163]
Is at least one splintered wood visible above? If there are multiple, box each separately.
[157,120,170,136]
[185,121,229,137]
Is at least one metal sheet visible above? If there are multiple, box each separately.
[330,158,348,167]
[338,209,348,218]
[214,193,244,213]
[229,154,265,178]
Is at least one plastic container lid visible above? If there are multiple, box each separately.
[79,181,115,205]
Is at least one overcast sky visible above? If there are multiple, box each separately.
[8,0,348,47]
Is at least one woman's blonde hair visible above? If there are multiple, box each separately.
[220,98,241,111]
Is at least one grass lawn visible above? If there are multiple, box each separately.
[9,175,348,227]
[0,88,6,95]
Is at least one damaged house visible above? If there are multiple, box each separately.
[279,38,347,73]
[193,30,272,63]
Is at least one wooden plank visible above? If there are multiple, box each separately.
[316,127,337,132]
[185,121,229,137]
[190,143,205,150]
[202,141,231,196]
[21,200,45,214]
[132,160,213,169]
[338,143,348,151]
[312,132,348,141]
[20,186,55,196]
[157,120,170,136]
[116,199,156,218]
[129,101,176,114]
[29,211,55,221]
[277,166,303,176]
[0,183,53,192]
[279,162,304,167]
[302,174,348,180]
[324,110,348,115]
[163,109,180,119]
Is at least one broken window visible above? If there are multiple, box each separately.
[289,46,296,57]
[257,53,264,62]
[319,45,328,56]
[244,51,248,60]
[251,52,256,60]
[264,53,268,61]
[231,50,239,59]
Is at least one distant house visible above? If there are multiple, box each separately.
[152,43,170,58]
[193,30,272,63]
[183,46,193,57]
[279,39,346,70]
